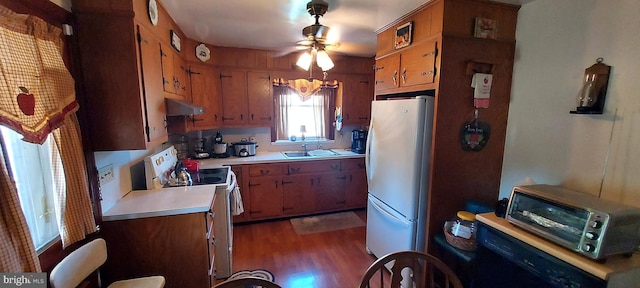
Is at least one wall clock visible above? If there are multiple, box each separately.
[195,44,210,62]
[170,30,181,52]
[148,0,158,26]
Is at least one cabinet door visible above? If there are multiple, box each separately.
[247,71,273,126]
[160,44,176,94]
[343,74,373,125]
[174,54,189,96]
[220,70,248,125]
[288,160,341,175]
[189,64,223,129]
[344,170,367,208]
[137,25,167,144]
[315,173,346,211]
[374,54,400,92]
[400,40,438,87]
[247,176,282,220]
[282,175,316,216]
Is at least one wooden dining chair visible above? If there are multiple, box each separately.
[359,250,463,288]
[213,276,282,288]
[49,238,165,288]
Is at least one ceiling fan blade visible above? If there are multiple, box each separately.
[315,25,329,39]
[296,39,314,47]
[324,42,340,50]
[272,46,299,57]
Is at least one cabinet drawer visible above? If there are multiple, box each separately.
[288,160,341,174]
[248,164,285,177]
[341,158,365,171]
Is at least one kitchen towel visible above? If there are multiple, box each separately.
[230,171,244,216]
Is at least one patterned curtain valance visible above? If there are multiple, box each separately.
[273,78,338,101]
[0,5,77,144]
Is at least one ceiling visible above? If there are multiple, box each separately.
[161,0,533,58]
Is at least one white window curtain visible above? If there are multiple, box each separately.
[273,79,337,141]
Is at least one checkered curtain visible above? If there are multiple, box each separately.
[0,137,41,272]
[0,3,96,260]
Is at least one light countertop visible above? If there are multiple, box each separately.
[197,150,365,168]
[102,185,222,221]
[477,213,640,283]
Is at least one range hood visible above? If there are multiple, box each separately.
[165,98,204,116]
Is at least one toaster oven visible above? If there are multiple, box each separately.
[506,184,640,260]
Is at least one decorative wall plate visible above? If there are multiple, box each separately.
[195,44,211,62]
[460,119,490,151]
[148,0,158,26]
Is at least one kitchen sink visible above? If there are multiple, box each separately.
[282,151,311,157]
[282,150,339,158]
[308,149,338,156]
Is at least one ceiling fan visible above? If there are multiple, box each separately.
[296,0,339,51]
[288,0,340,71]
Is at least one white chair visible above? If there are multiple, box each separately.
[50,238,165,288]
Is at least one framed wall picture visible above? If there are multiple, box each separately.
[474,18,498,39]
[395,22,412,49]
[170,30,181,52]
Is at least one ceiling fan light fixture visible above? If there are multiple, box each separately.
[316,49,334,71]
[296,51,313,71]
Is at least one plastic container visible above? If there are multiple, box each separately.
[451,211,476,239]
[443,211,477,251]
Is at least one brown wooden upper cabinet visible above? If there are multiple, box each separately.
[220,70,249,126]
[247,71,274,126]
[374,39,438,94]
[73,13,168,150]
[189,64,223,129]
[161,45,189,97]
[220,70,275,127]
[342,74,373,125]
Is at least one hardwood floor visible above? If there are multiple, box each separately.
[231,209,378,288]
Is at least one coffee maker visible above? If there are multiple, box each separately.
[351,129,367,154]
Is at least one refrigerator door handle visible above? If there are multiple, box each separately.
[365,119,374,182]
[368,196,411,228]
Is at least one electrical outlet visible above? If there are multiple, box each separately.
[98,164,114,185]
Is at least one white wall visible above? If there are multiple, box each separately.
[500,0,640,207]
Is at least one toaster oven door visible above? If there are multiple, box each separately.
[506,191,590,249]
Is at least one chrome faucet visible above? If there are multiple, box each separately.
[317,143,323,150]
[302,143,308,154]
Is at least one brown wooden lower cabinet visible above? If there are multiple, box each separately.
[315,172,347,211]
[101,211,213,288]
[282,174,315,216]
[247,176,283,220]
[234,157,367,223]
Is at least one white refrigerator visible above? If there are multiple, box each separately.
[365,96,435,258]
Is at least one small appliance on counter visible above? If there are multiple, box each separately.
[193,136,210,159]
[506,184,640,260]
[230,138,258,157]
[351,129,367,154]
[212,131,230,158]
